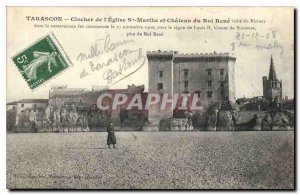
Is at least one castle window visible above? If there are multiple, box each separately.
[207,80,212,87]
[21,104,24,108]
[184,81,189,88]
[158,71,163,82]
[157,71,163,90]
[207,69,212,76]
[34,104,37,108]
[195,91,201,98]
[220,69,224,76]
[183,81,189,93]
[157,83,163,90]
[207,91,213,98]
[183,69,189,79]
[220,82,225,89]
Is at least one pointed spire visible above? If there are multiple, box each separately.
[268,55,277,81]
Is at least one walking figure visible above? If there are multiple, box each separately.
[107,122,117,148]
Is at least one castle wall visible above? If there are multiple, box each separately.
[49,92,101,109]
[147,52,174,125]
[173,56,233,110]
[147,51,236,127]
[48,88,147,126]
[227,58,236,102]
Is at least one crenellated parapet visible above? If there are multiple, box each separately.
[49,84,145,99]
[146,50,236,62]
[174,52,236,62]
[49,90,100,99]
[146,50,174,60]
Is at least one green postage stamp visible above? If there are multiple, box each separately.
[12,32,72,90]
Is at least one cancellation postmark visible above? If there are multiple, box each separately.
[12,32,72,90]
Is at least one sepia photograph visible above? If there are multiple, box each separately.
[6,6,295,190]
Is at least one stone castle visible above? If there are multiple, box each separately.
[6,52,294,132]
[147,50,236,125]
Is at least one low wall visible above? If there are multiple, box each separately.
[159,118,193,131]
[189,110,294,131]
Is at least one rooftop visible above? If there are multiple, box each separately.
[147,50,236,61]
[7,99,49,104]
[7,101,18,105]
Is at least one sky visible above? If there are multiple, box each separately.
[7,7,294,102]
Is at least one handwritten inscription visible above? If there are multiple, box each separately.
[231,31,284,54]
[235,40,284,54]
[77,34,146,86]
[88,49,138,72]
[102,48,145,85]
[77,33,135,62]
[235,31,276,40]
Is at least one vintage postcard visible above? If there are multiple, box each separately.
[6,7,294,189]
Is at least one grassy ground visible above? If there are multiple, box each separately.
[7,131,294,189]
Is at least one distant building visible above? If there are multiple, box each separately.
[262,56,282,101]
[6,101,18,132]
[6,101,17,111]
[49,86,100,109]
[147,50,236,125]
[7,85,148,132]
[48,85,147,122]
[15,99,48,125]
[6,99,48,132]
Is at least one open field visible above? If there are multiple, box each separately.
[7,131,294,189]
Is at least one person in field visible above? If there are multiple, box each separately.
[107,122,117,148]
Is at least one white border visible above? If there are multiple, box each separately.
[1,0,299,194]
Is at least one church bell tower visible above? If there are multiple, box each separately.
[262,56,282,101]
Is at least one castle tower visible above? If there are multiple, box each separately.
[147,51,174,130]
[146,50,236,130]
[262,56,282,101]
